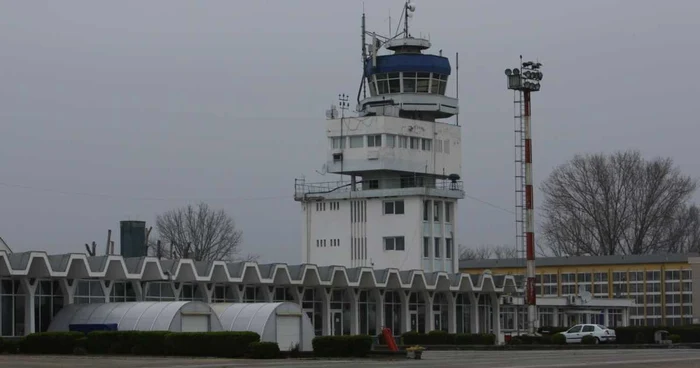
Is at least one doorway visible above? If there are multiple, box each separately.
[331,310,343,336]
[410,311,418,332]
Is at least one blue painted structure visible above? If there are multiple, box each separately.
[364,54,451,77]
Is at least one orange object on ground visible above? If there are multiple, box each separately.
[382,327,398,352]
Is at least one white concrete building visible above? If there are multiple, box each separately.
[295,22,464,273]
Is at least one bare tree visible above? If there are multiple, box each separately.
[459,244,519,260]
[540,150,699,256]
[153,202,251,262]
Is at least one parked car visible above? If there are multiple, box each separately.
[561,324,616,344]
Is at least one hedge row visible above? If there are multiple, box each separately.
[401,330,497,345]
[312,336,373,357]
[614,326,700,344]
[1,331,262,358]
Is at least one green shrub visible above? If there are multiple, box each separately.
[634,331,648,344]
[248,342,280,359]
[669,334,681,344]
[402,330,456,345]
[538,326,569,335]
[453,333,496,345]
[551,333,567,345]
[0,337,3,353]
[581,335,597,345]
[508,336,523,345]
[86,331,169,355]
[164,331,260,358]
[2,338,22,354]
[427,330,455,344]
[518,335,551,345]
[312,336,373,357]
[22,332,84,354]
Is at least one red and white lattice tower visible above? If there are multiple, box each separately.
[506,57,542,335]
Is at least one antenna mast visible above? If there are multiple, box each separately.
[362,10,367,99]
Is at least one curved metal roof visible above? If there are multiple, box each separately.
[47,301,220,332]
[0,251,519,294]
[212,303,286,334]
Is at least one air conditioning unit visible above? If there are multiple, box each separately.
[568,295,577,305]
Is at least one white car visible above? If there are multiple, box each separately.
[561,324,616,344]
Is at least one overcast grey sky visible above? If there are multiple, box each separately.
[0,0,698,263]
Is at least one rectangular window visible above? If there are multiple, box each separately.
[434,238,441,258]
[384,236,405,251]
[423,237,430,258]
[388,72,401,93]
[434,202,441,222]
[331,137,346,149]
[399,136,408,148]
[410,137,420,150]
[444,139,450,153]
[423,200,430,221]
[416,72,430,93]
[445,202,452,223]
[421,138,431,151]
[349,136,364,148]
[367,179,379,189]
[430,73,440,94]
[436,139,443,153]
[386,134,396,148]
[367,134,382,147]
[403,72,416,93]
[383,200,405,215]
[446,238,453,259]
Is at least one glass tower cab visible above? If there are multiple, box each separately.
[360,36,458,122]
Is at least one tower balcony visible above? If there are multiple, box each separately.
[293,176,464,201]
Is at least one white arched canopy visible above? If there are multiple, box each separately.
[210,302,314,352]
[47,301,223,333]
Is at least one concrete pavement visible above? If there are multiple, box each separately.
[2,349,700,367]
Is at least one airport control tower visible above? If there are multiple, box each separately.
[294,1,464,272]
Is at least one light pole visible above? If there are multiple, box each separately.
[506,58,543,335]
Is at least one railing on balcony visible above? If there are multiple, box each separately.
[294,176,464,199]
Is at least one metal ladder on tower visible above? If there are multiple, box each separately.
[513,89,527,289]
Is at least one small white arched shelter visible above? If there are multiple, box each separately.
[48,301,223,333]
[211,302,314,351]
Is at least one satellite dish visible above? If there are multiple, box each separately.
[579,291,593,304]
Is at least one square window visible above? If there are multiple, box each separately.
[386,134,396,148]
[409,137,420,149]
[399,136,408,148]
[421,139,431,151]
[394,200,404,214]
[331,137,346,149]
[395,237,405,251]
[367,134,382,147]
[384,201,394,214]
[349,136,364,148]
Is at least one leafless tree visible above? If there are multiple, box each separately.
[459,244,519,260]
[152,202,252,262]
[540,150,699,256]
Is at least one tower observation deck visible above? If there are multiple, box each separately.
[295,1,463,273]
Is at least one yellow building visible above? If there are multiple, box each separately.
[460,253,695,327]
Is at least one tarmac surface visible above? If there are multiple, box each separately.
[3,349,700,367]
